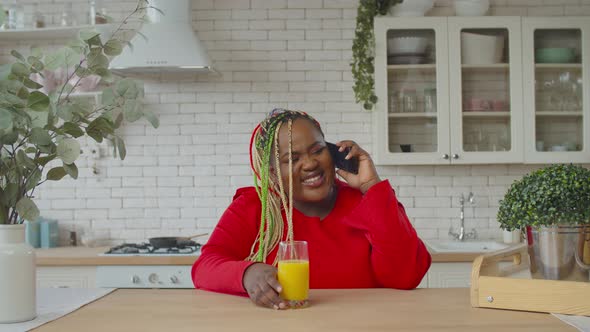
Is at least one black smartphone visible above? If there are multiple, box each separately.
[327,142,359,174]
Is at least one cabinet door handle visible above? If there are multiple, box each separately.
[442,154,449,159]
[452,154,459,159]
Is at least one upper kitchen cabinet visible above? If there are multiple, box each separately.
[448,17,523,164]
[374,17,451,165]
[522,18,590,164]
[373,17,523,165]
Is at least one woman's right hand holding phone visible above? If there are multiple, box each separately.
[243,263,287,310]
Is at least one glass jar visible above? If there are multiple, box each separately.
[61,2,76,27]
[388,91,400,113]
[400,89,417,113]
[423,88,437,113]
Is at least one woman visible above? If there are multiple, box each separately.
[192,109,431,309]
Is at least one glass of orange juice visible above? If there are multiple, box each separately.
[277,240,309,309]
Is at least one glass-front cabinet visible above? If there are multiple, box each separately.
[522,18,590,163]
[374,17,523,165]
[374,16,590,165]
[374,18,450,164]
[448,17,523,164]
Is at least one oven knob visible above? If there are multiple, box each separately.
[132,275,140,284]
[170,275,179,284]
[148,273,159,284]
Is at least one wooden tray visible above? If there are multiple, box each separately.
[470,243,590,316]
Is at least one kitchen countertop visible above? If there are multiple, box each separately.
[32,288,573,331]
[35,246,487,266]
[35,247,198,266]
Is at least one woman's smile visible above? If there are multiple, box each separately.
[301,171,325,188]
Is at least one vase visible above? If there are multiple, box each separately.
[527,225,590,282]
[0,224,37,323]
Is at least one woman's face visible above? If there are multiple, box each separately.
[274,118,335,204]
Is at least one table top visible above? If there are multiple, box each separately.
[33,288,573,332]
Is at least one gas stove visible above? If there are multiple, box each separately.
[103,242,201,256]
[97,242,202,289]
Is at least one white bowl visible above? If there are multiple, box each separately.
[454,0,489,16]
[388,36,429,55]
[389,0,435,16]
[461,32,504,64]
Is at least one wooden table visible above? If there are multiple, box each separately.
[33,288,573,331]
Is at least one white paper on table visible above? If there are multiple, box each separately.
[0,287,116,332]
[552,313,590,332]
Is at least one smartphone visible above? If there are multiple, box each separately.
[327,142,359,174]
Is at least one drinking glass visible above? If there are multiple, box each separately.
[277,240,309,309]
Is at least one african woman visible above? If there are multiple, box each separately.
[192,109,431,309]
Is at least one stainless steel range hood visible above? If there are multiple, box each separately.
[109,0,212,74]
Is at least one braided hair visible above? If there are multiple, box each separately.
[248,108,323,263]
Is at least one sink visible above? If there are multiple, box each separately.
[426,240,509,253]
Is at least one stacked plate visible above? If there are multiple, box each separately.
[387,36,429,64]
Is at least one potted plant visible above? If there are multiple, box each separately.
[351,0,402,111]
[0,1,158,323]
[497,164,590,282]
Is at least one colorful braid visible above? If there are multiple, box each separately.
[247,108,323,263]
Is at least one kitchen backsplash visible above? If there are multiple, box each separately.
[1,0,589,245]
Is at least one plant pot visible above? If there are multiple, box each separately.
[526,225,590,282]
[0,224,37,323]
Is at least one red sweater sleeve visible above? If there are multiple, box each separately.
[191,188,260,295]
[342,180,431,289]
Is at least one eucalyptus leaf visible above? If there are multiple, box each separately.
[0,109,12,129]
[23,78,43,90]
[10,63,29,78]
[123,100,142,122]
[46,167,67,181]
[114,112,123,129]
[4,183,18,207]
[63,122,84,138]
[104,39,123,56]
[57,104,74,121]
[88,52,109,72]
[27,91,50,112]
[25,168,42,191]
[26,109,48,128]
[115,78,135,98]
[0,130,18,145]
[10,50,25,62]
[27,56,44,72]
[35,154,56,167]
[63,162,78,179]
[101,87,116,106]
[29,127,52,146]
[30,47,43,58]
[16,150,36,170]
[16,197,40,222]
[115,136,126,160]
[142,109,159,128]
[56,138,80,164]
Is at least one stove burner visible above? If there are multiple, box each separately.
[105,242,201,255]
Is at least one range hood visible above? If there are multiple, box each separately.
[109,0,212,74]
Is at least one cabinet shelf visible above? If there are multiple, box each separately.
[535,111,583,117]
[0,24,115,41]
[388,112,437,118]
[535,63,582,69]
[387,64,436,71]
[462,111,510,117]
[461,63,509,70]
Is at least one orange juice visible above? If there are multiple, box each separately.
[277,260,309,301]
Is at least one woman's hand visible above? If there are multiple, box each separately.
[335,140,381,194]
[243,263,287,310]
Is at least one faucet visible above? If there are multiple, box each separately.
[449,192,477,241]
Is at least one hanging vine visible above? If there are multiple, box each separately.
[351,0,402,111]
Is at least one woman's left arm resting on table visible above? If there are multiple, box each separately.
[344,180,431,289]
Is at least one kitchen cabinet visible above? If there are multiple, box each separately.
[373,16,590,165]
[427,262,472,288]
[0,24,114,41]
[37,266,97,288]
[522,18,590,163]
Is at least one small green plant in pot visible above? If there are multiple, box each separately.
[497,164,590,281]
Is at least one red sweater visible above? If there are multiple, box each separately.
[192,179,431,295]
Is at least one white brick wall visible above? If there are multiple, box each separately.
[2,0,589,245]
